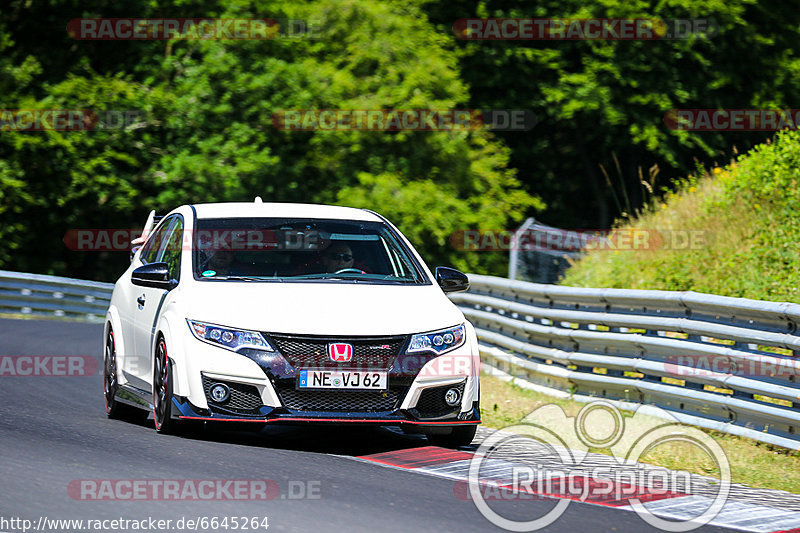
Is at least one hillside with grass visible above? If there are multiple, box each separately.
[561,130,800,303]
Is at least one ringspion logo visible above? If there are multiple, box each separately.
[467,401,730,531]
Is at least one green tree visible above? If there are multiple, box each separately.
[422,0,800,227]
[0,0,542,280]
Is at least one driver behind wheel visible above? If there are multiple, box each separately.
[206,250,236,275]
[320,242,355,272]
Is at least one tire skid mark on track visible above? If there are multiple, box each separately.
[355,444,800,533]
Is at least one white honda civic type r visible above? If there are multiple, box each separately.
[104,201,481,447]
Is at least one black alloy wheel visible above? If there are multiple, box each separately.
[153,337,201,435]
[104,326,147,422]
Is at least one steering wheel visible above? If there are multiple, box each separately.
[334,268,365,274]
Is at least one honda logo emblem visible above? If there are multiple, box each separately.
[328,343,353,362]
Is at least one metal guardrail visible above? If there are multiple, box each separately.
[0,270,113,323]
[450,274,800,450]
[508,217,583,283]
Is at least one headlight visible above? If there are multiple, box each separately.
[187,319,275,353]
[407,324,466,355]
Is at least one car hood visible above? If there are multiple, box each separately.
[181,281,465,336]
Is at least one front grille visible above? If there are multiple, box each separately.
[414,381,466,418]
[201,375,263,415]
[268,334,407,371]
[278,387,400,412]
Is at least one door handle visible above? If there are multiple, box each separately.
[137,295,145,307]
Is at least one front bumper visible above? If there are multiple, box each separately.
[171,395,481,428]
[174,325,482,427]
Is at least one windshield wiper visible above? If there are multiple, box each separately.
[295,273,368,282]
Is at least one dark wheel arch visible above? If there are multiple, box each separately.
[104,324,148,423]
[152,333,202,435]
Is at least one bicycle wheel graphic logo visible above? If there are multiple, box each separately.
[468,401,730,531]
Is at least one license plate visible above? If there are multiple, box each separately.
[298,370,387,390]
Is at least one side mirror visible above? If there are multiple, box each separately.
[131,262,176,290]
[435,267,469,293]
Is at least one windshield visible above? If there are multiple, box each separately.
[192,217,427,284]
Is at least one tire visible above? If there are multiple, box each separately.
[152,336,202,436]
[428,424,478,448]
[104,326,148,423]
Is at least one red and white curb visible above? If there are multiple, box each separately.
[356,446,800,532]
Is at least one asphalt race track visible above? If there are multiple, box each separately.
[0,318,740,532]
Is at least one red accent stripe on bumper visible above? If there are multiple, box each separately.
[178,415,480,425]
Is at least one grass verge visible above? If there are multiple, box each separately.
[560,130,800,303]
[480,372,800,494]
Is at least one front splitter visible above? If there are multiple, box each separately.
[171,396,480,427]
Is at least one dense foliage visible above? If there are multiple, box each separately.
[2,0,800,281]
[423,0,800,226]
[1,0,540,280]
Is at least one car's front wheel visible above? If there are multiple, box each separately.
[104,327,148,423]
[152,336,200,435]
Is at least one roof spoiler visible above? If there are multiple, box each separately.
[131,210,157,247]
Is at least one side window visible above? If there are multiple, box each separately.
[161,218,183,281]
[140,219,171,264]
